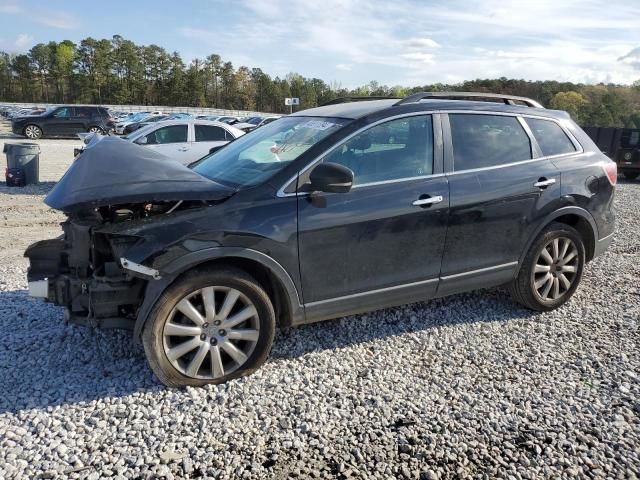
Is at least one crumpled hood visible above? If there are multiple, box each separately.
[45,135,234,212]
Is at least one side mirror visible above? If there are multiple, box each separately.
[209,145,224,154]
[308,162,354,194]
[135,136,148,145]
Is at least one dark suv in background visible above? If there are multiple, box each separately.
[25,92,616,387]
[11,105,114,139]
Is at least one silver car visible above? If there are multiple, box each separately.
[123,120,245,165]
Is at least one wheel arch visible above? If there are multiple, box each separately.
[132,247,303,342]
[518,207,598,272]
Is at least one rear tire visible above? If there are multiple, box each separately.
[509,222,585,311]
[88,126,104,134]
[23,125,42,139]
[142,267,275,387]
[623,172,638,180]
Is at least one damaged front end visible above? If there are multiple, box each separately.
[26,216,146,328]
[25,136,234,329]
[25,203,184,328]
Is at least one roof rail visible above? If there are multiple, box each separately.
[394,91,544,108]
[321,96,399,106]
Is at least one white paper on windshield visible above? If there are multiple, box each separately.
[299,120,337,131]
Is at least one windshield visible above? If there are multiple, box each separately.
[192,116,349,188]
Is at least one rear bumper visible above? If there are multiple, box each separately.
[593,231,614,259]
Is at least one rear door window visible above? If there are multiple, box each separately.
[449,114,532,170]
[524,118,576,157]
[195,125,228,141]
[145,125,188,145]
[75,107,92,118]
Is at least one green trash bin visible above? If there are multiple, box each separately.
[3,142,40,185]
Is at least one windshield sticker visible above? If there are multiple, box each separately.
[299,120,337,131]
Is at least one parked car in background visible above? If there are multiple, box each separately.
[11,105,114,139]
[24,92,616,387]
[233,116,282,132]
[198,115,240,125]
[122,115,169,135]
[167,113,194,120]
[6,108,44,119]
[122,119,245,164]
[114,112,152,134]
[617,129,640,180]
[584,126,640,180]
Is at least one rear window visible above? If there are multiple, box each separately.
[449,114,532,170]
[525,118,576,157]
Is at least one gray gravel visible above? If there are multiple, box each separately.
[0,176,638,479]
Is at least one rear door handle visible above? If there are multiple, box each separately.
[412,195,443,206]
[534,178,556,188]
[178,147,189,152]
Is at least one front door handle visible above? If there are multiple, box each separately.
[534,178,556,188]
[412,195,443,207]
[178,147,189,152]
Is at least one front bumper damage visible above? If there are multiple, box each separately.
[24,136,235,331]
[24,222,146,329]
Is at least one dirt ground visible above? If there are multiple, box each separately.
[0,120,80,264]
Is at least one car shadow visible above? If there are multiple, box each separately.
[271,287,538,360]
[0,130,23,141]
[0,287,537,415]
[0,182,57,196]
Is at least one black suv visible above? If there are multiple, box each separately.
[25,92,616,387]
[11,105,113,139]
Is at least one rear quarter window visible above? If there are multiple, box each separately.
[524,118,577,157]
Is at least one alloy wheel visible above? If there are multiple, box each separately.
[89,127,103,133]
[532,237,579,301]
[24,125,41,139]
[162,286,260,380]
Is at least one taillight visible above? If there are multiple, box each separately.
[602,162,617,186]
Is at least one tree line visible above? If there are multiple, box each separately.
[1,35,639,127]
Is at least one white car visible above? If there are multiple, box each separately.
[123,120,245,165]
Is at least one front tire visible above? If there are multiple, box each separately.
[88,126,104,134]
[623,172,638,180]
[142,267,275,387]
[24,125,42,139]
[509,223,585,311]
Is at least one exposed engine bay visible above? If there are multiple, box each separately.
[25,200,201,329]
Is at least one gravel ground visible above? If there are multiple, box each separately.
[0,121,638,479]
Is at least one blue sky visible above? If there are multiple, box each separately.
[1,0,639,87]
